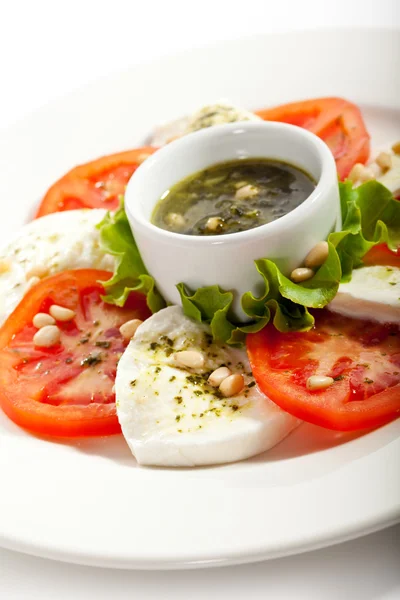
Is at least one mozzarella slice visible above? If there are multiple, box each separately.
[116,306,300,467]
[0,209,114,324]
[150,102,262,146]
[328,265,400,323]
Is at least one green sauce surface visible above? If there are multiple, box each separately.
[152,158,316,236]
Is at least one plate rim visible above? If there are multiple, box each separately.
[0,26,399,570]
[0,25,399,136]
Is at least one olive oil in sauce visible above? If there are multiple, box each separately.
[152,158,316,236]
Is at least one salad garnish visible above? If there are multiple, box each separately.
[0,96,398,454]
[97,200,165,313]
[99,180,400,343]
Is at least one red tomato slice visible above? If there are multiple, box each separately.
[247,311,400,431]
[255,97,370,180]
[35,147,157,217]
[363,243,400,268]
[0,270,151,437]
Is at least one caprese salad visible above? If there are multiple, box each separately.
[0,97,399,467]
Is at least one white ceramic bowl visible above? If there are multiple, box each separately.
[125,121,341,320]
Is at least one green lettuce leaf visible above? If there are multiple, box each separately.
[176,283,238,343]
[176,232,341,342]
[176,282,273,345]
[330,180,400,280]
[97,200,166,313]
[99,180,400,343]
[177,180,400,342]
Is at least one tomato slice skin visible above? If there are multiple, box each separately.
[35,147,157,217]
[255,97,370,180]
[247,311,400,431]
[0,270,151,437]
[363,244,400,268]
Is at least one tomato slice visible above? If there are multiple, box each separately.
[35,147,157,217]
[363,243,400,268]
[247,311,400,431]
[0,270,151,437]
[255,97,370,180]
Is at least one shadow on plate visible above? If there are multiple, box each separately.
[2,404,394,475]
[46,421,366,470]
[48,433,137,467]
[248,422,364,464]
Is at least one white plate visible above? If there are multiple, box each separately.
[0,28,399,570]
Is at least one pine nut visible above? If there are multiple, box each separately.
[49,304,76,322]
[205,217,224,232]
[219,373,245,397]
[173,350,205,369]
[235,184,259,200]
[33,313,56,328]
[305,241,329,269]
[368,162,381,178]
[347,163,365,183]
[358,166,375,183]
[392,141,400,154]
[33,325,61,347]
[119,319,143,340]
[376,151,392,172]
[165,212,185,229]
[25,265,48,280]
[347,163,375,184]
[208,366,232,387]
[306,375,334,391]
[290,267,314,283]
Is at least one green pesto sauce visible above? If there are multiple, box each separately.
[152,158,315,236]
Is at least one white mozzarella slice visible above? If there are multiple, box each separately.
[328,265,400,323]
[0,209,114,324]
[116,306,300,467]
[150,102,262,146]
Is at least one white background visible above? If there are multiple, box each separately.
[1,0,399,598]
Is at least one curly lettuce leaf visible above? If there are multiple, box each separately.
[177,239,340,343]
[97,201,165,313]
[176,283,237,343]
[176,283,275,345]
[240,245,340,333]
[98,180,400,342]
[330,180,400,280]
[176,276,317,345]
[178,180,400,341]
